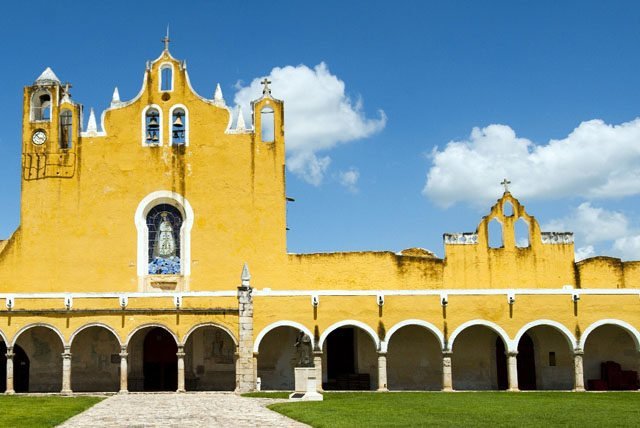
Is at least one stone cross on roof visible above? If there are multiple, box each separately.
[501,178,511,193]
[162,26,171,51]
[261,78,272,96]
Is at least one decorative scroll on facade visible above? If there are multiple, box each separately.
[541,232,574,244]
[444,233,478,245]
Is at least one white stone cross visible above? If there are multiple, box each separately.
[261,78,272,96]
[501,178,511,193]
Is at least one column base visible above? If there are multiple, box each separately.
[442,387,453,392]
[4,390,15,395]
[507,388,519,392]
[176,388,186,393]
[573,387,586,392]
[61,389,73,395]
[118,389,129,395]
[377,387,389,392]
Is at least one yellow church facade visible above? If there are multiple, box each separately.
[0,44,638,394]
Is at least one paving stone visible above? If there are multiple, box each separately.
[58,392,309,428]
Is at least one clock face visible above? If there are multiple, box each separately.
[32,130,47,145]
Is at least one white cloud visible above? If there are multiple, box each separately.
[543,203,640,261]
[424,118,640,207]
[613,235,640,260]
[575,245,596,262]
[234,63,386,185]
[543,202,629,245]
[338,167,360,193]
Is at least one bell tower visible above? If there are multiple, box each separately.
[21,67,80,180]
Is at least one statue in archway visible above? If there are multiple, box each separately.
[294,332,313,367]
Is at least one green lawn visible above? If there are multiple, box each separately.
[0,396,103,428]
[262,392,640,427]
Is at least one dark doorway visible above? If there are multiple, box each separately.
[327,327,355,379]
[143,327,177,391]
[0,342,5,391]
[495,338,508,390]
[517,333,537,390]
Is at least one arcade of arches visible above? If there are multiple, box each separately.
[0,319,638,393]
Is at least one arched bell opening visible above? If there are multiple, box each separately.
[452,325,508,390]
[323,326,377,391]
[13,326,63,392]
[584,325,639,391]
[183,325,236,391]
[127,326,178,392]
[70,326,120,392]
[387,325,442,390]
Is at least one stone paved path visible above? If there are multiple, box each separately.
[58,392,310,427]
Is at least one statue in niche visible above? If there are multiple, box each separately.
[154,212,176,258]
[294,332,313,367]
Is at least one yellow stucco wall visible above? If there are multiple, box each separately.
[0,48,638,357]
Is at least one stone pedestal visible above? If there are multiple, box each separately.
[5,347,14,395]
[507,351,519,392]
[289,367,323,401]
[119,347,128,394]
[61,347,72,394]
[573,349,585,392]
[442,351,453,391]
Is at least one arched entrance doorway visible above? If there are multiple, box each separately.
[584,324,639,390]
[387,325,442,390]
[183,325,236,391]
[515,325,574,390]
[14,326,63,392]
[70,326,120,392]
[323,326,377,390]
[452,325,508,390]
[0,342,29,393]
[127,326,178,392]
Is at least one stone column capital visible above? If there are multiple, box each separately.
[573,348,584,356]
[313,350,323,358]
[442,350,453,358]
[176,352,186,358]
[507,351,519,358]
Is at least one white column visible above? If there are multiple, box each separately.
[573,349,585,392]
[176,346,185,393]
[5,347,14,395]
[252,352,259,390]
[119,346,128,394]
[377,352,388,391]
[507,351,519,392]
[313,351,323,392]
[61,346,72,394]
[442,351,453,391]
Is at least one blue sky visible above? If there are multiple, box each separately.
[1,1,640,259]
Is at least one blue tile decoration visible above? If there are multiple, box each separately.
[148,256,181,275]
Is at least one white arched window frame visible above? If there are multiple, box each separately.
[30,89,52,122]
[135,191,194,277]
[141,104,163,146]
[159,63,174,92]
[169,104,189,146]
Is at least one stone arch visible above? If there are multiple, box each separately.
[319,320,380,350]
[448,319,512,352]
[514,320,577,350]
[135,191,194,278]
[382,319,444,352]
[0,328,9,346]
[182,323,237,391]
[514,320,576,390]
[141,104,163,146]
[11,323,66,347]
[182,322,238,348]
[449,320,512,391]
[126,323,179,392]
[254,321,314,353]
[169,104,189,146]
[126,323,179,347]
[579,319,640,351]
[70,324,121,392]
[12,323,66,392]
[69,323,122,347]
